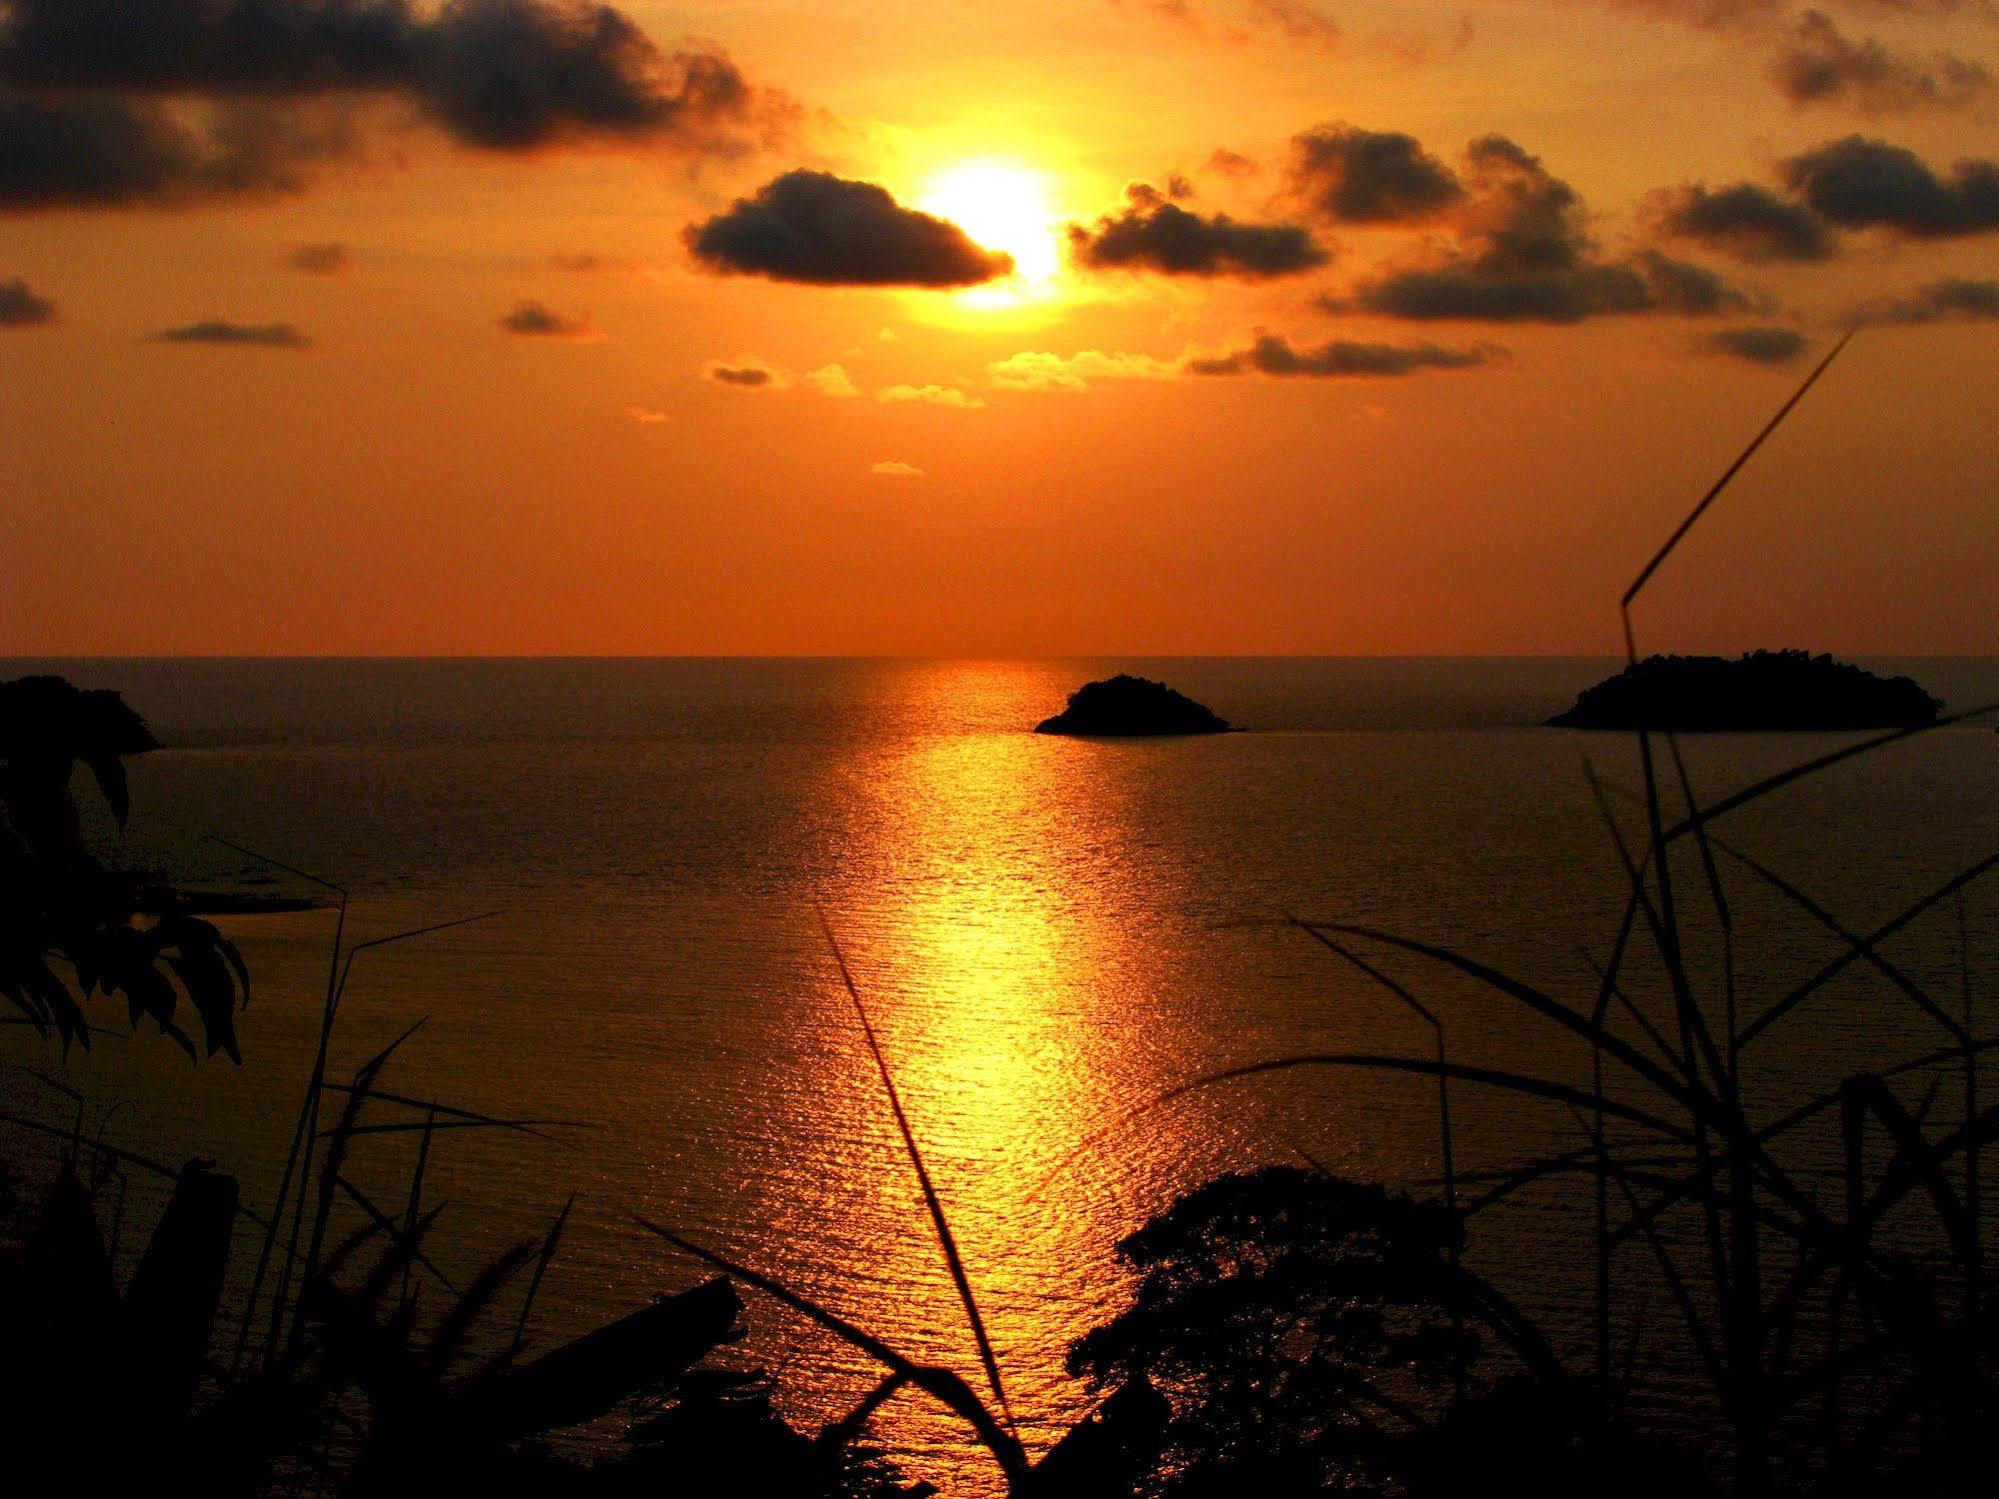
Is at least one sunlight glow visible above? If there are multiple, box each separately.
[918,160,1064,311]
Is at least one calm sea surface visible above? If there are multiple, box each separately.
[5,657,1998,1489]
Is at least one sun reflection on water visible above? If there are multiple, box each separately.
[766,663,1178,1486]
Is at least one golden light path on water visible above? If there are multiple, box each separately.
[768,664,1176,1488]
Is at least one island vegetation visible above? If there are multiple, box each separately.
[1034,675,1235,737]
[1547,650,1943,732]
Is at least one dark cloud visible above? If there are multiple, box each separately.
[420,3,761,152]
[499,298,599,337]
[1347,136,1763,323]
[151,319,310,347]
[0,274,54,325]
[1452,135,1585,276]
[1205,148,1259,179]
[1350,264,1632,322]
[1633,249,1763,314]
[1772,11,1992,115]
[0,91,353,209]
[0,0,420,92]
[0,93,198,208]
[1288,123,1462,224]
[1644,181,1838,262]
[1782,134,1999,237]
[1698,325,1812,362]
[0,0,780,183]
[1067,181,1329,278]
[684,169,1013,287]
[287,241,349,272]
[1186,333,1497,377]
[704,359,778,387]
[1854,276,1999,323]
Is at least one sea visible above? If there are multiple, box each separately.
[4,656,1997,1490]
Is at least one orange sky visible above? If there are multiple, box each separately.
[3,0,1996,656]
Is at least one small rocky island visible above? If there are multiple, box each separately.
[1548,650,1942,732]
[1035,674,1236,736]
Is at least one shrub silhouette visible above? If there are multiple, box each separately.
[1,675,247,1057]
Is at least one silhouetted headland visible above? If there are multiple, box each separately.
[1036,674,1235,736]
[1548,650,1942,731]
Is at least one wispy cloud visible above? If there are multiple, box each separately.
[286,242,349,274]
[987,349,1179,391]
[871,459,924,477]
[499,299,603,339]
[1851,276,1999,324]
[1186,332,1500,377]
[1772,10,1992,116]
[151,318,310,348]
[877,383,985,408]
[1696,325,1812,362]
[803,363,859,397]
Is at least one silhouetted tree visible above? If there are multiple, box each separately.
[1067,1167,1713,1497]
[1067,1167,1485,1496]
[0,675,246,1057]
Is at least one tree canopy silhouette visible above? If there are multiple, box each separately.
[0,674,247,1058]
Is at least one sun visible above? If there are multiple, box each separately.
[917,159,1063,308]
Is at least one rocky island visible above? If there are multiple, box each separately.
[1035,674,1236,736]
[1548,650,1942,732]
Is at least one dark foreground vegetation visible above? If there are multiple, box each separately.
[5,338,1997,1497]
[1548,651,1943,732]
[1034,675,1235,736]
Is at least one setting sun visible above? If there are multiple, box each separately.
[918,160,1064,306]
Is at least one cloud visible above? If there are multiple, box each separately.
[684,169,1013,287]
[0,274,54,326]
[420,4,769,152]
[1248,0,1342,47]
[287,241,349,273]
[151,318,310,347]
[621,403,669,421]
[499,298,601,337]
[552,251,641,273]
[703,358,781,387]
[877,383,985,407]
[1698,325,1812,362]
[1185,332,1498,377]
[1772,10,1992,115]
[986,349,1180,391]
[870,459,924,477]
[1205,148,1259,179]
[803,362,858,397]
[1644,181,1838,262]
[0,92,348,209]
[1782,134,1999,237]
[1632,250,1763,314]
[1067,180,1328,278]
[1582,0,1791,30]
[1287,123,1463,225]
[0,0,781,156]
[1853,276,1999,323]
[1346,137,1763,322]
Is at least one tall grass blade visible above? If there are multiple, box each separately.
[634,1218,1031,1484]
[816,907,1015,1432]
